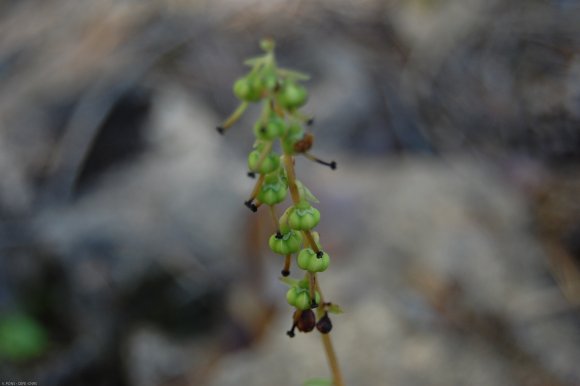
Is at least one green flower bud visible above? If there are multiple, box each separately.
[253,115,286,140]
[297,248,330,273]
[258,174,287,205]
[278,81,308,109]
[286,287,320,310]
[286,287,299,306]
[233,75,261,102]
[269,230,303,255]
[260,38,275,52]
[247,150,280,174]
[233,77,250,99]
[294,291,311,311]
[288,202,320,230]
[282,123,304,154]
[261,70,278,91]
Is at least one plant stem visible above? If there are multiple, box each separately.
[220,101,249,130]
[321,333,345,386]
[282,153,345,386]
[309,272,317,305]
[282,254,291,276]
[303,230,321,254]
[268,205,279,232]
[283,154,300,202]
[249,174,265,201]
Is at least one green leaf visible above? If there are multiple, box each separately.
[296,180,319,203]
[303,185,319,203]
[278,68,311,81]
[326,303,344,314]
[243,56,267,67]
[303,378,333,386]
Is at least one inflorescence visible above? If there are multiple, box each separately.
[217,38,341,338]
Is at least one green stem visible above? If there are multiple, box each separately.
[303,230,321,255]
[219,101,249,131]
[268,205,280,234]
[248,174,265,201]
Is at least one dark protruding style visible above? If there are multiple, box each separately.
[244,200,258,212]
[287,322,297,338]
[315,158,337,170]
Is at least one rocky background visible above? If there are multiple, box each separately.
[1,0,580,385]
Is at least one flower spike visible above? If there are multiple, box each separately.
[216,39,345,386]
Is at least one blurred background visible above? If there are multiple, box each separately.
[1,0,580,385]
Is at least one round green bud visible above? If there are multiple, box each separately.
[288,202,320,230]
[260,38,275,52]
[278,81,308,109]
[286,287,320,310]
[250,74,267,97]
[233,75,261,102]
[233,77,250,100]
[258,178,288,205]
[286,287,299,306]
[297,248,330,273]
[261,71,278,91]
[269,230,303,255]
[294,291,311,311]
[248,150,280,174]
[282,123,304,154]
[253,115,286,140]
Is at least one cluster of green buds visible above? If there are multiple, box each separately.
[217,39,342,339]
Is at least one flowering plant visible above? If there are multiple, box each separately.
[217,39,344,386]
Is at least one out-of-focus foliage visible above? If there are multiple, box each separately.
[0,313,48,361]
